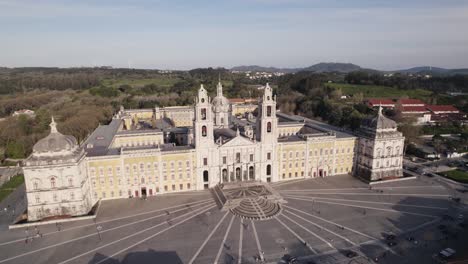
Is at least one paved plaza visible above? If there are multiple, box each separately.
[0,174,465,264]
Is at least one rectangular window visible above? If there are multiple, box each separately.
[203,158,208,166]
[267,152,271,160]
[179,184,183,190]
[250,154,254,162]
[236,153,241,163]
[187,183,191,189]
[223,156,227,164]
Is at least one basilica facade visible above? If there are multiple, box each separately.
[22,83,404,221]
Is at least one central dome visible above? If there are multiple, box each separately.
[212,81,230,113]
[32,117,78,156]
[212,96,230,112]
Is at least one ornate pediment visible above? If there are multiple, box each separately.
[221,135,255,147]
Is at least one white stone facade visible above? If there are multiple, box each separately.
[22,83,389,222]
[355,107,405,181]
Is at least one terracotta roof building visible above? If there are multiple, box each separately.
[426,105,459,114]
[367,99,395,108]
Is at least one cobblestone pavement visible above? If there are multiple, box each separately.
[0,174,465,264]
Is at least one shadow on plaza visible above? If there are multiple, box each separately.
[355,193,454,263]
[88,250,183,264]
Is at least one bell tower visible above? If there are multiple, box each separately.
[256,83,278,183]
[256,83,278,143]
[194,84,214,147]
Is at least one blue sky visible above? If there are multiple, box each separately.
[1,0,468,70]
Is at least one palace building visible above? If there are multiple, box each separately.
[22,83,404,221]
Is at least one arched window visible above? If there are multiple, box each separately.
[396,146,401,154]
[235,167,241,181]
[201,108,207,120]
[222,169,228,182]
[202,126,207,137]
[266,164,271,176]
[267,122,272,133]
[387,147,392,156]
[50,177,56,188]
[249,166,254,180]
[267,106,272,117]
[203,171,209,182]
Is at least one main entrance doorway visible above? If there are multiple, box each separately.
[141,187,147,197]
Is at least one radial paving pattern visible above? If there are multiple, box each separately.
[0,175,458,264]
[230,197,282,221]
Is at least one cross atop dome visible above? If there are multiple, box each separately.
[216,80,223,97]
[50,116,58,133]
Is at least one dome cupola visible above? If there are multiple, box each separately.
[212,81,230,113]
[32,117,79,157]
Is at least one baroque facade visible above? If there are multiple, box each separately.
[23,83,404,221]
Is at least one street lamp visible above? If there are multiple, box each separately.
[96,225,102,240]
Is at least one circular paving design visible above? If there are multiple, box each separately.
[230,197,282,221]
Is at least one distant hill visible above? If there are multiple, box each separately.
[231,62,365,73]
[232,63,468,76]
[302,62,362,73]
[231,65,298,73]
[393,66,468,76]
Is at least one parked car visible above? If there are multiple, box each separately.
[439,248,456,259]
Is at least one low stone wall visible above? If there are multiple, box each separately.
[9,200,101,230]
[369,176,418,185]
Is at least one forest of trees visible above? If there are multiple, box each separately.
[1,66,467,163]
[275,71,373,131]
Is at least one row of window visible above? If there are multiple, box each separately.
[34,192,75,204]
[281,158,352,169]
[219,152,271,165]
[118,139,162,147]
[376,159,400,168]
[90,161,192,177]
[92,172,192,187]
[281,167,350,179]
[94,183,192,199]
[282,148,352,159]
[33,177,73,190]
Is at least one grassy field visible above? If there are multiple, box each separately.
[441,169,468,184]
[325,83,433,99]
[102,77,182,88]
[0,174,24,203]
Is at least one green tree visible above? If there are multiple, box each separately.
[5,141,25,159]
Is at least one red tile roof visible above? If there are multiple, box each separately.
[229,98,245,103]
[400,106,428,113]
[367,99,395,105]
[426,105,459,113]
[399,99,425,105]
